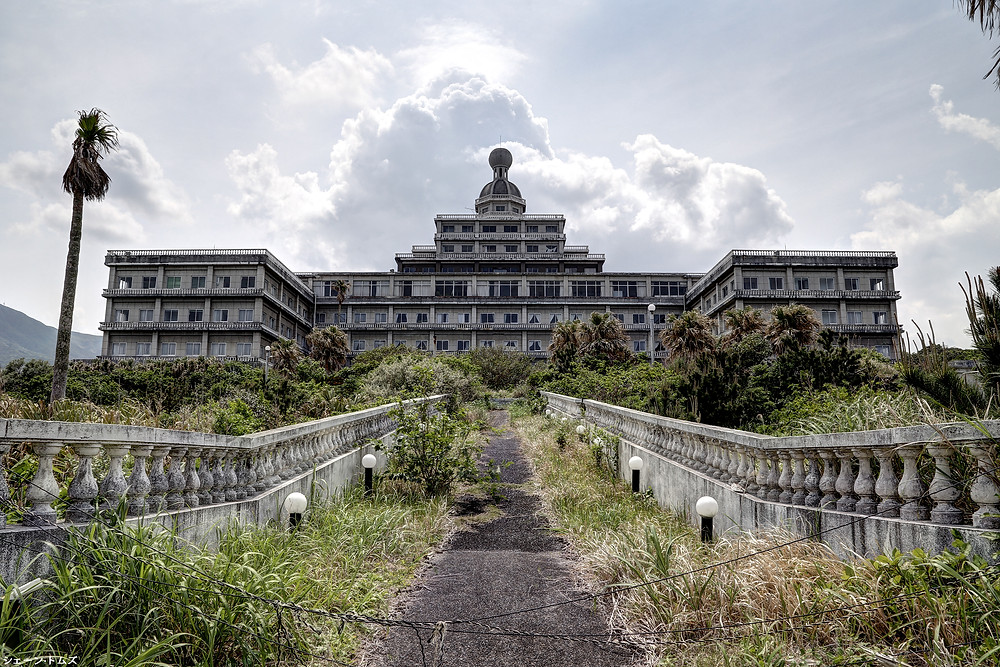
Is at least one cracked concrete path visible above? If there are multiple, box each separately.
[363,411,636,667]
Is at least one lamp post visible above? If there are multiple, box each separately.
[263,345,271,388]
[696,495,719,543]
[647,303,656,366]
[628,455,644,493]
[283,492,307,530]
[362,453,377,496]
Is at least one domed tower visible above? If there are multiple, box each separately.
[476,147,526,215]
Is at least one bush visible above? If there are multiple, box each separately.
[465,347,532,390]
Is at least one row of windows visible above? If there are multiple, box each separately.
[739,277,885,291]
[109,342,253,356]
[400,266,594,274]
[820,310,890,325]
[440,224,559,233]
[337,312,667,325]
[441,244,560,254]
[118,275,257,290]
[348,338,652,353]
[115,308,254,323]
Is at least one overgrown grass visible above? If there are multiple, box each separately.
[513,413,1000,667]
[2,484,450,665]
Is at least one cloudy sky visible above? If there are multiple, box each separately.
[1,1,998,347]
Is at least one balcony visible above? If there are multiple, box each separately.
[99,321,265,332]
[827,324,903,335]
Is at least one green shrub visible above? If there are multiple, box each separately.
[465,347,532,390]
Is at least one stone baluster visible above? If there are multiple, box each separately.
[67,443,101,523]
[224,452,238,502]
[264,445,279,487]
[777,451,793,504]
[743,449,759,495]
[818,451,838,509]
[99,444,131,514]
[734,445,748,489]
[897,445,929,521]
[165,447,187,510]
[926,443,964,525]
[25,442,63,526]
[727,444,741,482]
[835,450,858,512]
[211,455,227,503]
[967,441,1000,528]
[752,450,768,497]
[279,444,294,480]
[766,452,781,501]
[790,450,807,505]
[127,445,153,517]
[874,447,901,517]
[296,440,310,473]
[235,454,250,500]
[147,446,171,513]
[252,451,267,494]
[0,443,10,528]
[183,448,201,508]
[717,444,732,482]
[853,448,878,515]
[198,450,215,505]
[804,452,822,507]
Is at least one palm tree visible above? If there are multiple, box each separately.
[765,304,820,355]
[334,279,351,326]
[548,319,583,371]
[580,312,632,362]
[306,325,349,373]
[659,310,716,364]
[721,306,765,347]
[269,338,301,377]
[958,1,1000,87]
[963,267,1000,391]
[51,109,119,402]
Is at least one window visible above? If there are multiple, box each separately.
[845,278,859,291]
[213,309,229,322]
[114,309,129,322]
[821,310,839,325]
[528,281,561,297]
[496,206,507,213]
[505,245,518,253]
[442,225,455,233]
[461,225,473,233]
[875,345,892,358]
[436,313,449,324]
[480,313,495,324]
[215,276,231,288]
[847,311,863,325]
[545,245,558,253]
[612,313,624,323]
[415,340,428,350]
[188,309,203,322]
[795,277,809,290]
[354,313,367,323]
[528,313,540,324]
[139,309,153,322]
[721,286,728,297]
[484,245,497,253]
[504,313,519,324]
[504,340,518,349]
[503,225,517,232]
[443,245,455,253]
[135,342,151,356]
[820,278,836,291]
[163,309,179,322]
[571,313,582,321]
[436,340,449,351]
[650,281,686,296]
[873,311,888,325]
[482,225,496,233]
[570,281,602,297]
[368,312,384,324]
[191,276,206,289]
[458,313,471,323]
[142,276,157,289]
[654,314,667,324]
[461,245,473,252]
[240,276,256,289]
[416,313,429,323]
[549,314,560,324]
[236,343,251,355]
[527,245,539,253]
[118,276,132,289]
[481,340,494,348]
[165,276,181,289]
[526,225,538,233]
[238,309,254,322]
[373,340,386,349]
[395,313,408,323]
[316,313,327,324]
[633,313,646,324]
[743,277,758,290]
[633,340,647,352]
[484,280,519,297]
[769,277,784,290]
[352,340,365,352]
[870,278,885,291]
[545,225,558,233]
[111,342,127,355]
[435,280,470,297]
[457,340,470,351]
[185,342,201,356]
[528,340,542,351]
[611,281,641,298]
[160,342,177,356]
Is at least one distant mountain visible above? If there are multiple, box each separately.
[0,303,103,366]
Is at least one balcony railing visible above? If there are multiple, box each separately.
[100,321,263,332]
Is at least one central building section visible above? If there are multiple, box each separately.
[304,148,694,355]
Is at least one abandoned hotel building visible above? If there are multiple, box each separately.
[99,148,902,362]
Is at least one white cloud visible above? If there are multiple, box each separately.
[247,40,392,109]
[396,21,529,87]
[930,84,1000,150]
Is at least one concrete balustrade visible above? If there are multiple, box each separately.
[544,392,1000,560]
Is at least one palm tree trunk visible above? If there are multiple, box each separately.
[50,190,84,402]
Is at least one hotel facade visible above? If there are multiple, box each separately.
[99,148,902,361]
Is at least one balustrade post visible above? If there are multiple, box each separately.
[198,450,215,505]
[245,452,259,496]
[734,445,748,489]
[818,451,838,509]
[211,455,227,503]
[716,444,731,482]
[853,448,877,515]
[235,454,250,500]
[835,450,858,513]
[264,445,279,487]
[25,442,63,527]
[225,452,238,502]
[790,450,807,505]
[166,447,187,510]
[183,448,201,508]
[253,449,268,490]
[67,443,102,523]
[727,444,741,482]
[99,444,131,514]
[127,445,153,517]
[778,451,793,504]
[897,445,929,521]
[967,441,1000,529]
[926,443,964,525]
[766,452,781,501]
[743,449,759,495]
[804,452,822,507]
[0,444,9,528]
[147,446,171,513]
[753,450,769,498]
[874,447,901,517]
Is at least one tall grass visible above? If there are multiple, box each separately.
[513,414,1000,667]
[2,484,450,665]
